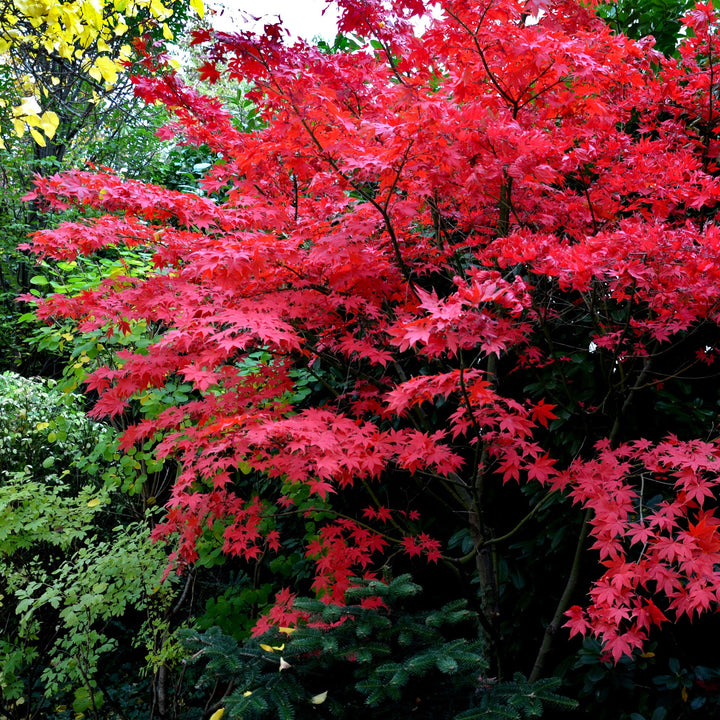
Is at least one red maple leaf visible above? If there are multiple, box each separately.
[197,61,221,84]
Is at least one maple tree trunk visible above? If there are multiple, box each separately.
[529,509,591,682]
[155,663,169,719]
[470,503,504,676]
[455,353,505,673]
[498,176,513,237]
[479,353,505,674]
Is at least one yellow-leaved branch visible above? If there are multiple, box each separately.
[0,0,204,149]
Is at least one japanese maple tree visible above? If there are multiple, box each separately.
[22,0,720,685]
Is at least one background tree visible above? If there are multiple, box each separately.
[0,0,203,149]
[596,0,694,55]
[0,0,205,373]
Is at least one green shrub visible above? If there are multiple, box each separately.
[0,372,178,719]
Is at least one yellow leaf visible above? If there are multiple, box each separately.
[310,691,328,705]
[208,710,224,720]
[190,0,204,18]
[279,627,295,634]
[13,95,41,117]
[38,111,59,139]
[35,422,50,430]
[149,0,170,19]
[93,56,119,85]
[81,0,104,30]
[681,686,688,702]
[259,644,274,653]
[162,22,173,40]
[114,18,128,35]
[87,498,101,507]
[17,0,49,20]
[29,127,45,146]
[243,691,252,697]
[60,5,83,35]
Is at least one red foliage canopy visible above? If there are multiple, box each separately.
[23,0,720,663]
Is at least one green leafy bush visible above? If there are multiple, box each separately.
[0,371,100,481]
[0,372,178,719]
